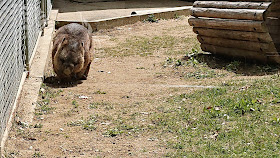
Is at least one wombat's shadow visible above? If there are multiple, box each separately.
[44,76,83,88]
[187,53,280,76]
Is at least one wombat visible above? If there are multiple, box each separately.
[52,23,93,81]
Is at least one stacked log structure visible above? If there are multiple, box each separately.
[188,0,280,63]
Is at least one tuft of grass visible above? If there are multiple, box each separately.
[103,128,123,137]
[35,83,62,116]
[34,124,43,128]
[35,99,55,115]
[72,100,79,108]
[67,115,97,131]
[89,101,111,109]
[226,61,241,72]
[144,14,158,23]
[93,90,107,94]
[32,152,43,158]
[185,67,226,79]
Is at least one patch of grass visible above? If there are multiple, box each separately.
[39,83,63,99]
[104,104,114,110]
[33,152,43,158]
[226,61,241,72]
[93,90,107,94]
[67,115,97,131]
[103,128,123,137]
[35,99,55,115]
[72,100,79,108]
[34,124,43,128]
[83,115,97,131]
[163,57,185,68]
[163,53,227,80]
[4,150,19,157]
[35,84,61,116]
[136,67,145,69]
[144,14,158,23]
[149,75,280,157]
[96,35,199,57]
[89,101,111,109]
[185,67,226,79]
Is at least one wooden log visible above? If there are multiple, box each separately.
[274,44,280,52]
[201,44,268,62]
[265,11,280,18]
[193,1,270,9]
[266,25,280,34]
[267,55,280,64]
[269,2,280,11]
[193,27,273,42]
[270,35,280,43]
[188,17,268,32]
[191,8,265,21]
[265,18,280,26]
[198,35,277,52]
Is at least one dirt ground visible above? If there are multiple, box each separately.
[4,15,275,157]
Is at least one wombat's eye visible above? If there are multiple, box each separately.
[81,42,84,47]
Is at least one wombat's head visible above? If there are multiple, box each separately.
[54,37,85,79]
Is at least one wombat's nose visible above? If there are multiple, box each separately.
[64,68,71,76]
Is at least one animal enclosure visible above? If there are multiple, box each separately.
[189,0,280,63]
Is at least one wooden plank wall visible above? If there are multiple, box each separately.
[266,0,280,60]
[189,0,280,63]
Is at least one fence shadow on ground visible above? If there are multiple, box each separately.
[193,54,280,76]
[44,76,83,88]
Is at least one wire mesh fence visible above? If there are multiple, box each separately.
[0,0,52,142]
[25,0,42,63]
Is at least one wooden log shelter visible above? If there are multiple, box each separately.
[188,0,280,63]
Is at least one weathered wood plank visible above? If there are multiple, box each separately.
[265,18,280,26]
[201,44,268,62]
[197,35,277,52]
[269,2,280,11]
[188,17,267,32]
[265,11,280,18]
[193,1,270,9]
[193,27,273,42]
[191,7,265,21]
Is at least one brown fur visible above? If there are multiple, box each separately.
[52,23,93,81]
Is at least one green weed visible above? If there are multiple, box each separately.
[67,115,97,131]
[104,128,123,137]
[72,100,79,108]
[145,14,158,23]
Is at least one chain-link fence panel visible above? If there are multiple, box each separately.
[0,0,52,142]
[0,0,25,140]
[25,0,42,63]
